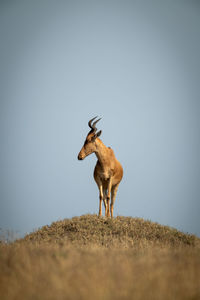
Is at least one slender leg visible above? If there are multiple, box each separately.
[103,189,107,217]
[107,198,110,217]
[111,184,119,218]
[106,178,112,217]
[98,184,103,217]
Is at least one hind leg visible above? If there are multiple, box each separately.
[111,184,119,218]
[106,178,113,217]
[103,189,108,216]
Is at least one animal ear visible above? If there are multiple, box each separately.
[96,130,102,137]
[91,130,102,142]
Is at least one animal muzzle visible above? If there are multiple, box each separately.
[78,153,84,160]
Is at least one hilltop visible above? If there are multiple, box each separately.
[22,214,198,248]
[1,215,200,300]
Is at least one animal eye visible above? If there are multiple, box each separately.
[91,135,96,142]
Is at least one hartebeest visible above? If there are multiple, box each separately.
[78,117,123,217]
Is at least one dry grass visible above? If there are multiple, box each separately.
[0,214,200,300]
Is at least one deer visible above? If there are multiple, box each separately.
[78,117,123,217]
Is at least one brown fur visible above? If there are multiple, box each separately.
[78,131,123,217]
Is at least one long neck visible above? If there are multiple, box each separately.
[95,138,109,168]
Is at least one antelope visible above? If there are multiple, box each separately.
[78,117,123,217]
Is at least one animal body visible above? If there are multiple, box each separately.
[78,117,123,217]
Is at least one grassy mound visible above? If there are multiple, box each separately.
[22,214,198,248]
[1,215,200,300]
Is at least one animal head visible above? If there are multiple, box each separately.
[78,116,102,160]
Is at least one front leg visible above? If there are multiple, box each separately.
[98,184,104,217]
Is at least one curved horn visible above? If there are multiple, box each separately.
[88,116,97,130]
[88,116,101,132]
[93,118,101,129]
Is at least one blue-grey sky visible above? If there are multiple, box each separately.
[0,0,200,237]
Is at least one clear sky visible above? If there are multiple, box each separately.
[0,0,200,238]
